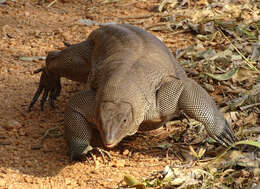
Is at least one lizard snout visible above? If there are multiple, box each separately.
[104,143,117,148]
[102,131,118,148]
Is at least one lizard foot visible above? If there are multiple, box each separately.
[84,147,111,165]
[70,145,111,164]
[28,67,61,111]
[211,120,237,147]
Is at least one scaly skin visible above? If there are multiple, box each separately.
[29,24,236,161]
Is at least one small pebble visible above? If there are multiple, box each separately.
[31,144,42,150]
[123,149,129,155]
[18,130,26,136]
[0,179,6,187]
[0,140,11,145]
[2,120,22,131]
[112,159,125,167]
[203,83,214,92]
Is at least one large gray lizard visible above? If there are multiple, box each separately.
[29,24,236,160]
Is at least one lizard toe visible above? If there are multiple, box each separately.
[212,121,237,147]
[69,144,111,164]
[29,67,61,111]
[40,88,50,111]
[28,85,44,112]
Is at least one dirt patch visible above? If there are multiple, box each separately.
[0,0,194,188]
[1,0,259,188]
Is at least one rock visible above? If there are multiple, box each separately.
[123,149,130,155]
[18,129,26,136]
[170,178,185,186]
[0,140,11,145]
[0,178,6,187]
[112,159,125,167]
[2,120,22,131]
[251,184,260,189]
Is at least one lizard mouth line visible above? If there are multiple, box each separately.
[105,143,117,148]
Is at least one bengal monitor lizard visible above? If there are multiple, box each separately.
[29,24,236,160]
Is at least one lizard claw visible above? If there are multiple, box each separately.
[95,147,111,163]
[83,147,111,165]
[28,68,61,112]
[70,145,111,164]
[210,120,237,147]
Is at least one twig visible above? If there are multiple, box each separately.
[145,23,166,30]
[242,127,260,135]
[240,102,260,111]
[118,14,153,20]
[169,29,189,36]
[40,126,63,146]
[31,126,62,150]
[218,29,260,73]
[47,0,57,7]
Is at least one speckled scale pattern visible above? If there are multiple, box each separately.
[30,24,236,160]
[178,78,236,145]
[157,78,183,119]
[64,90,96,160]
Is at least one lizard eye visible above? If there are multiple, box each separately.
[116,114,128,127]
[120,116,129,128]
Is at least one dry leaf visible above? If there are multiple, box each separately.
[232,67,257,82]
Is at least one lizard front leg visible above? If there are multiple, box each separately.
[157,77,236,147]
[64,90,109,161]
[29,40,93,111]
[139,77,183,131]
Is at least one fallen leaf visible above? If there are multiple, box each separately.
[189,145,198,158]
[170,177,185,186]
[103,0,120,3]
[162,165,174,181]
[251,42,260,61]
[224,111,239,125]
[124,175,146,189]
[232,67,256,82]
[158,0,177,12]
[206,68,239,81]
[19,56,46,62]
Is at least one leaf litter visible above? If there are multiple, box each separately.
[0,0,259,188]
[124,0,260,188]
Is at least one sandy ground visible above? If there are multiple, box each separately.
[0,0,199,188]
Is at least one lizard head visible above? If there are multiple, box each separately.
[98,101,137,148]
